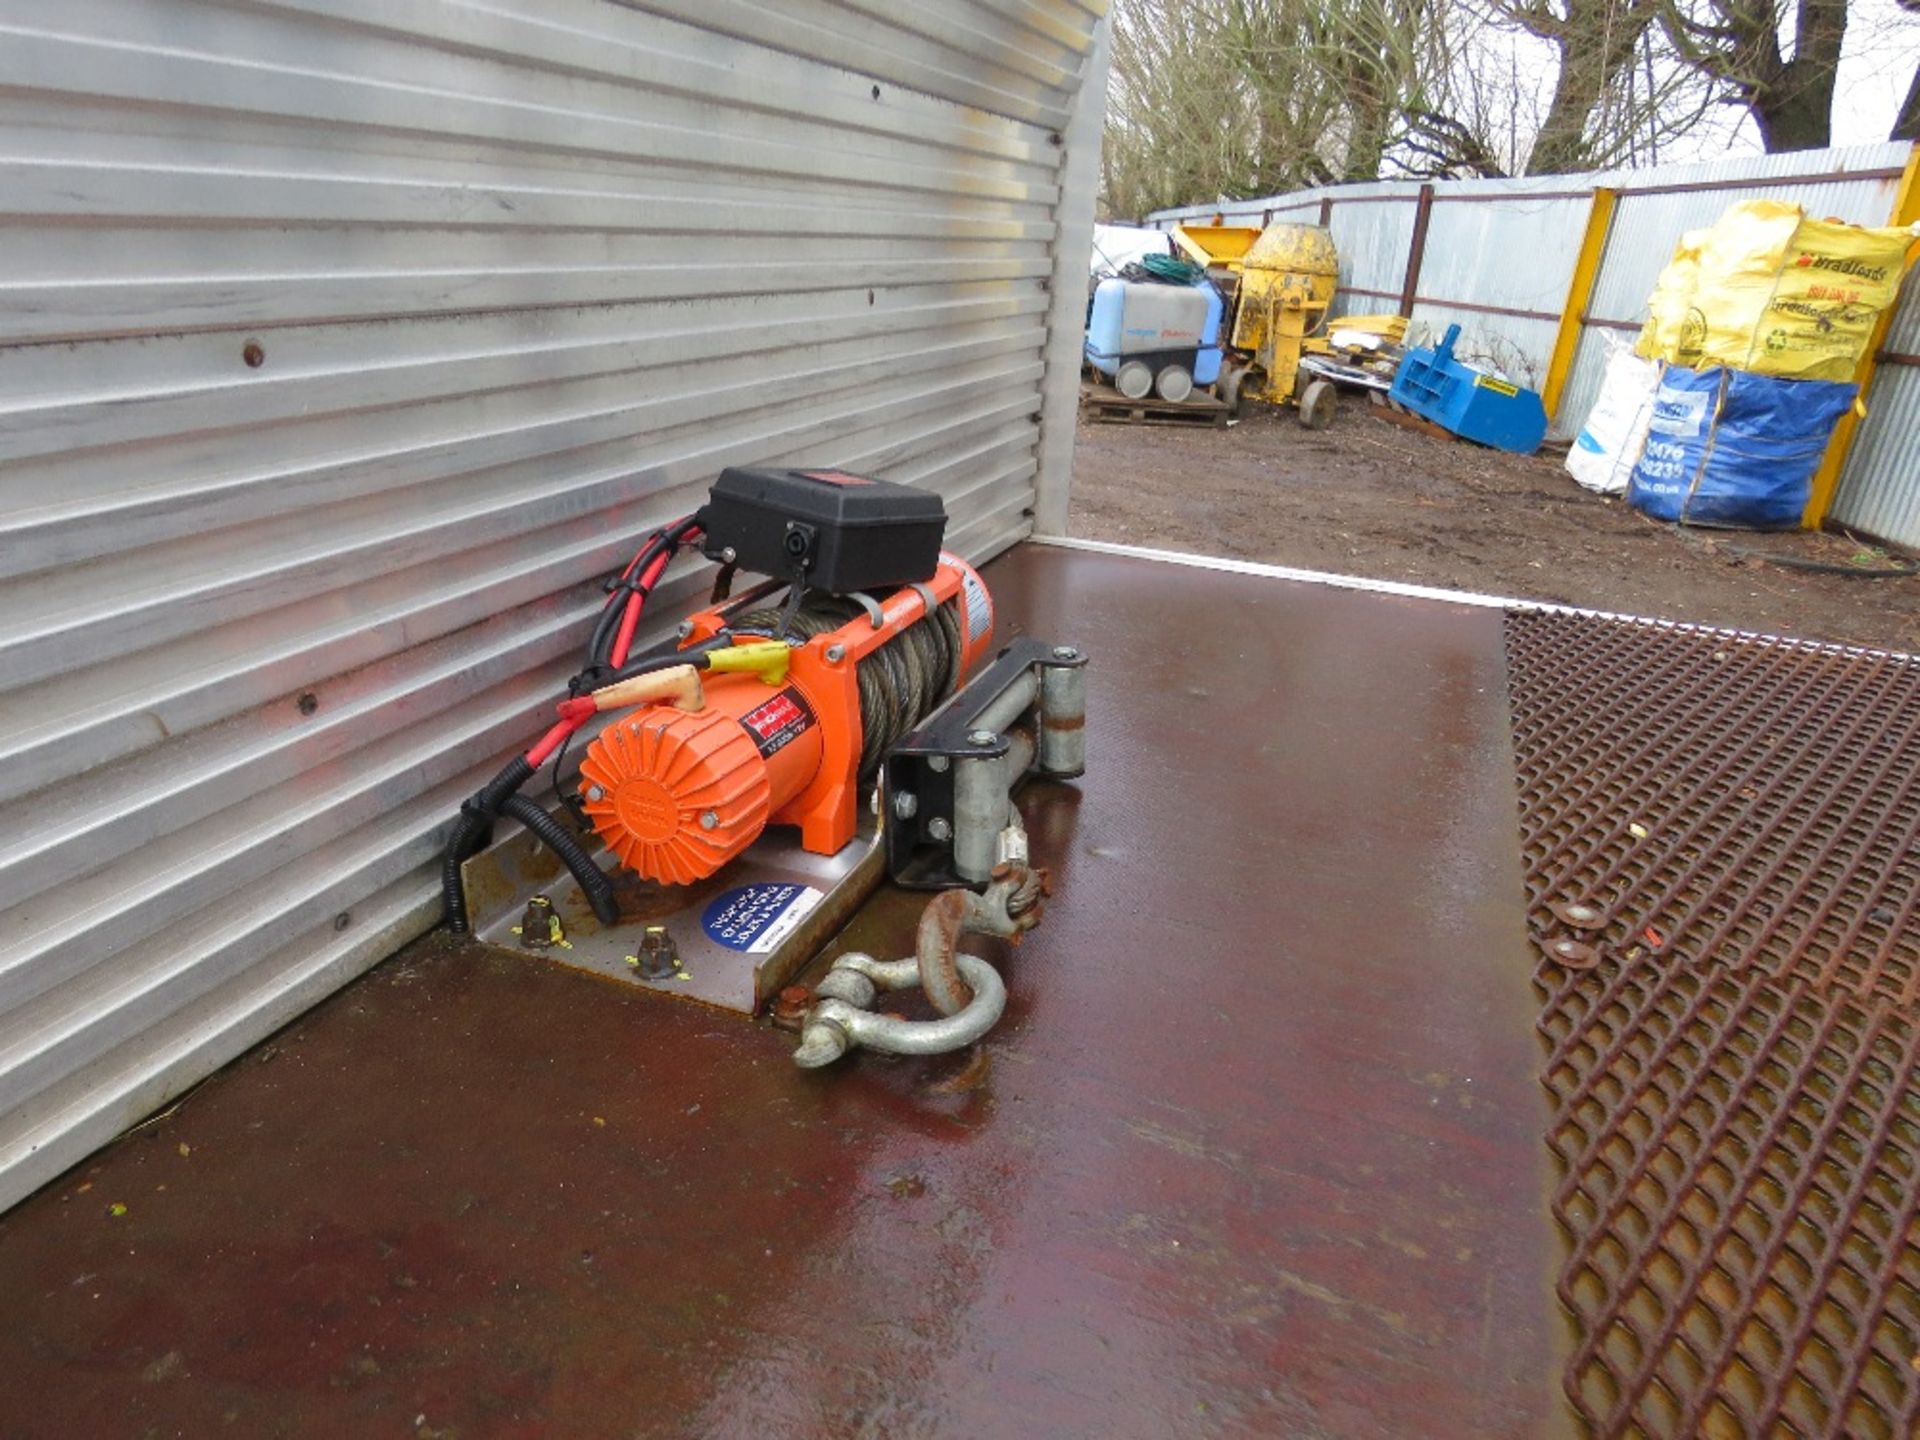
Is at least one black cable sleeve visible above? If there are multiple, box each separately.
[448,511,703,935]
[550,727,588,829]
[441,813,489,936]
[499,794,620,927]
[442,755,536,933]
[583,548,659,674]
[477,756,536,813]
[603,634,730,686]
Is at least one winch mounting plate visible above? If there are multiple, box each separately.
[459,810,883,1013]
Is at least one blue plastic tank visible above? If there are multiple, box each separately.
[1085,278,1223,388]
[1193,283,1223,385]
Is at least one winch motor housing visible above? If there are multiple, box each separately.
[578,544,997,886]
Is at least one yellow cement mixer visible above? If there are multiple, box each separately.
[1174,221,1340,426]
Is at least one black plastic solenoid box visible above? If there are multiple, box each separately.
[700,467,948,595]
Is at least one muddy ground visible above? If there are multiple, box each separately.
[1069,402,1920,654]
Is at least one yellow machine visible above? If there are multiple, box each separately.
[1223,223,1339,421]
[1168,224,1262,306]
[1173,221,1341,426]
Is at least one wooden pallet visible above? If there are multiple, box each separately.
[1080,381,1231,428]
[1368,395,1454,444]
[1370,394,1563,457]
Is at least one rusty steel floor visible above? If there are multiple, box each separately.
[1509,612,1920,1438]
[0,544,1609,1439]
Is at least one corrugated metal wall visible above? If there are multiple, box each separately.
[1410,178,1592,392]
[0,0,1108,1211]
[1146,146,1919,545]
[1830,249,1920,547]
[1322,192,1419,309]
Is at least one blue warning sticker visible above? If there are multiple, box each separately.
[701,882,824,954]
[961,569,991,642]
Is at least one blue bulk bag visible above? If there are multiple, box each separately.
[1628,364,1857,529]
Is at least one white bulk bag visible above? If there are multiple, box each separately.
[1566,342,1659,495]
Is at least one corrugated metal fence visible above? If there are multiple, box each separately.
[1836,225,1920,546]
[1147,144,1920,549]
[0,0,1108,1212]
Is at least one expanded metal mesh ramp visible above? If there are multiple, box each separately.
[1507,611,1920,1438]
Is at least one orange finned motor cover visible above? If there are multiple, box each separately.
[580,551,994,886]
[579,680,823,886]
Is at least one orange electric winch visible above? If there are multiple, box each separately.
[440,465,1086,949]
[573,547,996,885]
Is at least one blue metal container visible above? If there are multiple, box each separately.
[1388,324,1548,454]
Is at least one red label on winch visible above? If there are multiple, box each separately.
[800,469,872,487]
[739,688,816,758]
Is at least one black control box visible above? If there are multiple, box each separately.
[700,467,947,594]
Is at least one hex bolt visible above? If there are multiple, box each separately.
[891,791,918,820]
[519,895,558,950]
[1545,937,1598,970]
[771,985,813,1032]
[676,620,694,640]
[928,817,953,842]
[1549,899,1607,932]
[968,730,997,747]
[636,925,678,979]
[1052,646,1078,660]
[699,809,720,831]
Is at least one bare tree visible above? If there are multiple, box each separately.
[1892,0,1920,140]
[1101,0,1820,215]
[1476,0,1667,173]
[1333,0,1524,176]
[1657,0,1849,151]
[1102,0,1519,216]
[1103,0,1342,217]
[1299,0,1436,179]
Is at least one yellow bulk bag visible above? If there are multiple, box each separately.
[1635,230,1708,365]
[1640,200,1919,381]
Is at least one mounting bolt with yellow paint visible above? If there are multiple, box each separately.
[517,895,563,950]
[634,924,679,980]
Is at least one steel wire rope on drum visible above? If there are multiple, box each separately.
[733,596,962,775]
[867,638,906,759]
[934,605,962,698]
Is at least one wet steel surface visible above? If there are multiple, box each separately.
[0,545,1566,1439]
[1508,611,1920,1439]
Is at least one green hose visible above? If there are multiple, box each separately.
[1138,253,1205,285]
